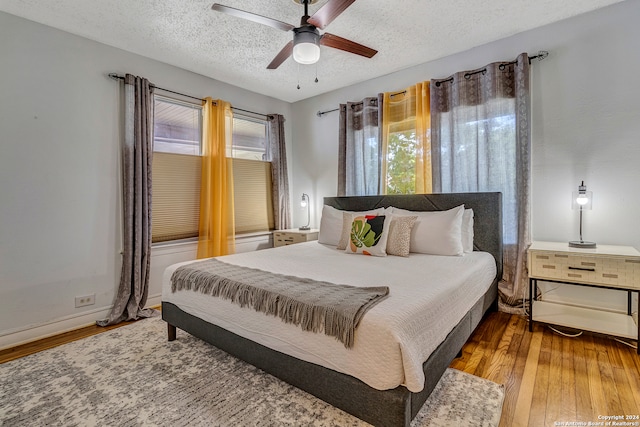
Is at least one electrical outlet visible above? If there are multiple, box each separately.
[75,294,96,308]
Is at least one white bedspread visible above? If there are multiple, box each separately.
[162,242,496,392]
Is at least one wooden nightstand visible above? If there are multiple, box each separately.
[527,241,640,352]
[273,228,319,247]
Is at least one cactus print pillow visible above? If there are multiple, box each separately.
[345,214,391,256]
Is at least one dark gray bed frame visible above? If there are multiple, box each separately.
[162,192,503,427]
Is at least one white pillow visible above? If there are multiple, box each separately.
[344,214,392,256]
[392,205,465,256]
[462,209,474,253]
[318,205,384,246]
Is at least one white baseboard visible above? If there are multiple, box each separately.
[0,294,162,351]
[0,234,270,352]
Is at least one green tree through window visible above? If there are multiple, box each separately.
[385,129,417,194]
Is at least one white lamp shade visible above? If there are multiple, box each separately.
[572,190,593,210]
[293,42,320,64]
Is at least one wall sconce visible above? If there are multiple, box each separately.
[569,181,596,248]
[300,193,311,230]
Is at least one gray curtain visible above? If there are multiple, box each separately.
[98,74,157,326]
[337,96,382,196]
[268,114,291,230]
[430,52,531,314]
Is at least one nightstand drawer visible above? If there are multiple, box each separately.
[529,251,640,289]
[273,229,319,247]
[273,233,306,245]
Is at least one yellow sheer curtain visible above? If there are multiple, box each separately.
[197,98,236,258]
[380,82,431,194]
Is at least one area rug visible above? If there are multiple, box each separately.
[0,316,504,426]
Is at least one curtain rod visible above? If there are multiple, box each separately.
[318,50,549,115]
[316,108,339,117]
[434,50,549,87]
[317,98,378,117]
[389,90,407,98]
[316,103,367,117]
[108,73,272,119]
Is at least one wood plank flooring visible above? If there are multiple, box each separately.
[1,311,638,426]
[0,319,137,364]
[450,312,640,427]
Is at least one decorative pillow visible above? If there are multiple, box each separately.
[345,215,391,256]
[337,212,356,250]
[386,215,418,257]
[318,205,385,247]
[392,205,465,256]
[462,209,474,253]
[336,208,386,250]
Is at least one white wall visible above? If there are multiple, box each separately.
[2,1,638,348]
[0,11,291,348]
[290,1,640,311]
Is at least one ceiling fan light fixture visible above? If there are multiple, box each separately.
[212,1,377,70]
[293,28,320,65]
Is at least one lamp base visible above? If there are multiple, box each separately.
[299,226,311,231]
[569,240,597,249]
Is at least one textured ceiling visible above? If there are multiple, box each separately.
[0,0,626,103]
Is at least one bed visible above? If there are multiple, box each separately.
[162,192,503,427]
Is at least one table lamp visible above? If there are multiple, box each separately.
[299,193,310,230]
[569,181,596,248]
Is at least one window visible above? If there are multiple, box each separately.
[231,115,274,233]
[381,84,431,195]
[385,121,417,195]
[151,103,275,243]
[151,96,202,243]
[153,97,202,155]
[438,99,518,243]
[231,116,267,160]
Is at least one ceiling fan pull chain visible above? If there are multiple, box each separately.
[315,63,319,83]
[297,63,301,90]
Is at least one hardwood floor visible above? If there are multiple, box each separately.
[1,311,638,426]
[451,312,640,427]
[0,319,137,364]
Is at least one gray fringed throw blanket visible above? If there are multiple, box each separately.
[171,258,389,348]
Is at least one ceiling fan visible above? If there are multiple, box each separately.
[211,0,378,69]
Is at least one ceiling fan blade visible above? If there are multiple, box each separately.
[320,33,377,58]
[307,0,356,29]
[267,41,294,69]
[212,4,295,32]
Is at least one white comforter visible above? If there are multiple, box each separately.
[161,241,496,392]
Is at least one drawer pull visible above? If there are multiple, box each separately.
[568,266,595,272]
[568,273,582,278]
[542,264,556,269]
[602,273,618,278]
[625,259,640,264]
[581,262,596,267]
[536,255,549,260]
[554,254,569,258]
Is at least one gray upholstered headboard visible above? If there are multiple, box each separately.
[323,192,503,280]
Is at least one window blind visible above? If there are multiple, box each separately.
[151,152,201,243]
[232,158,274,234]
